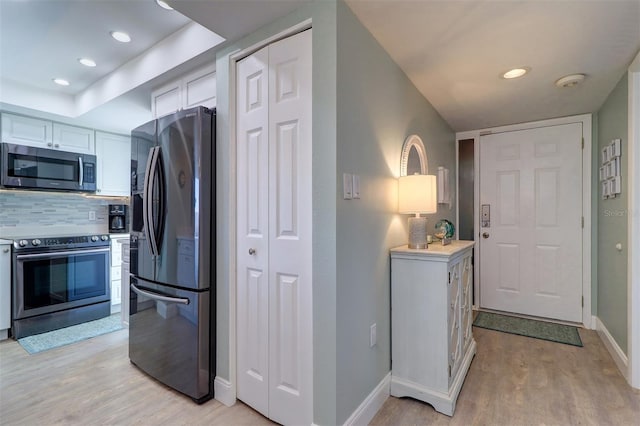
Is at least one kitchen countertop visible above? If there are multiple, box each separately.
[0,239,13,245]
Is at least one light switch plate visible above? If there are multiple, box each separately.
[343,173,353,199]
[352,174,360,199]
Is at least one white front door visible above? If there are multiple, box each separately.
[236,29,313,426]
[479,123,583,322]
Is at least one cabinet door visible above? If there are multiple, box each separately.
[151,80,181,118]
[52,123,95,154]
[183,64,216,109]
[96,132,131,196]
[448,260,462,382]
[461,253,474,351]
[0,244,11,332]
[1,113,53,148]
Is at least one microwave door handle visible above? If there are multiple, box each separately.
[142,147,157,256]
[78,157,83,187]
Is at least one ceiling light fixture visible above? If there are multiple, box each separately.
[555,73,586,88]
[110,31,131,43]
[78,58,97,67]
[156,0,174,10]
[53,78,70,86]
[502,68,529,79]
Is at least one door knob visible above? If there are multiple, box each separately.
[482,232,490,239]
[248,248,256,255]
[2,248,8,253]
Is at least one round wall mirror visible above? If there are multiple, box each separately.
[400,134,428,176]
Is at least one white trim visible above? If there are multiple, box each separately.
[214,377,236,407]
[591,315,598,331]
[456,114,593,328]
[596,317,629,380]
[343,373,390,426]
[227,18,313,410]
[628,53,640,389]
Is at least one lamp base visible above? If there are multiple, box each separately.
[407,216,428,249]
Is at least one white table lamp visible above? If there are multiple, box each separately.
[398,174,437,249]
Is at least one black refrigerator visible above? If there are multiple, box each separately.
[129,106,215,403]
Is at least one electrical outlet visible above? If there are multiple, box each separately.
[352,174,360,199]
[343,173,353,199]
[89,211,96,221]
[370,323,377,348]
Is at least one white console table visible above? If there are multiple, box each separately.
[390,241,476,416]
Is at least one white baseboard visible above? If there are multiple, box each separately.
[595,317,629,380]
[214,376,236,407]
[590,315,597,330]
[343,372,390,426]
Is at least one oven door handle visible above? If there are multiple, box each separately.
[78,156,84,187]
[15,247,110,260]
[131,284,190,305]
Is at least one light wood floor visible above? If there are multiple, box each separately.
[372,327,640,425]
[0,328,273,425]
[1,326,639,425]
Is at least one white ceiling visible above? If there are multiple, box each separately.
[1,0,639,134]
[345,0,640,131]
[0,0,224,134]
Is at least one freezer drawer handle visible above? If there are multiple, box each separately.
[131,284,190,305]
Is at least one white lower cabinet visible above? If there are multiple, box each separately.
[390,241,475,416]
[110,235,129,313]
[0,240,11,340]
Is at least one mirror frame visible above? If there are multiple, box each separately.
[400,134,428,176]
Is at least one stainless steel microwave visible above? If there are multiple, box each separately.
[1,143,97,192]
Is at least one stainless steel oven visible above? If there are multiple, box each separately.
[12,235,111,338]
[1,143,97,192]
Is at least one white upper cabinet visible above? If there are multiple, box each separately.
[183,64,216,110]
[52,123,95,154]
[95,131,131,196]
[1,113,95,155]
[151,63,216,118]
[1,113,53,147]
[151,80,182,119]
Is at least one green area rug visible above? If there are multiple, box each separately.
[473,311,583,347]
[18,314,123,354]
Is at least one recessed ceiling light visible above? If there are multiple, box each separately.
[78,58,97,67]
[555,73,586,88]
[53,78,70,86]
[110,31,131,43]
[156,0,173,10]
[502,68,529,79]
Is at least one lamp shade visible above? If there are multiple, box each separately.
[398,174,437,214]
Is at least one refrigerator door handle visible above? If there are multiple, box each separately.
[145,147,160,256]
[131,283,190,305]
[152,147,166,255]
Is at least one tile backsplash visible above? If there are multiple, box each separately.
[0,190,127,237]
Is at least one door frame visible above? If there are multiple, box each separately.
[628,55,640,389]
[225,19,313,406]
[456,113,592,328]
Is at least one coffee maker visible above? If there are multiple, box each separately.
[108,204,127,233]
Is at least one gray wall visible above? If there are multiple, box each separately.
[214,2,339,424]
[597,74,629,353]
[335,2,455,423]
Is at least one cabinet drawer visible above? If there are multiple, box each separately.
[111,266,122,281]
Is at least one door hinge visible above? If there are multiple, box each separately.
[448,365,451,378]
[582,296,584,307]
[581,217,584,228]
[581,137,584,149]
[448,272,451,284]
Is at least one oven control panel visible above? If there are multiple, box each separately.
[13,235,110,250]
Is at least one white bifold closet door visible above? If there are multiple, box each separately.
[236,29,313,426]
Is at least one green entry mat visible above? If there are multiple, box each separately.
[473,311,583,347]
